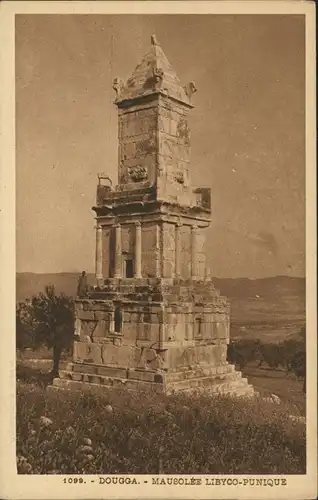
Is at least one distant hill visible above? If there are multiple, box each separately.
[16,272,90,302]
[16,273,305,342]
[213,276,305,321]
[212,276,305,341]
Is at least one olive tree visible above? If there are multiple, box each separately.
[16,285,75,377]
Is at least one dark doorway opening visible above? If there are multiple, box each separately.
[125,259,134,278]
[114,307,122,333]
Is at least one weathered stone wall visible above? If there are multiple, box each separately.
[162,222,176,278]
[164,343,228,370]
[72,339,229,372]
[180,225,191,279]
[72,288,230,381]
[122,303,163,345]
[118,103,158,186]
[73,341,140,368]
[121,224,135,254]
[156,97,198,206]
[102,227,112,278]
[75,299,163,350]
[141,223,159,277]
[164,309,192,343]
[158,99,190,177]
[74,300,114,343]
[98,220,207,281]
[194,228,206,279]
[193,310,230,343]
[117,96,202,208]
[163,303,229,346]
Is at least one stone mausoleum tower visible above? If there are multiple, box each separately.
[53,36,253,396]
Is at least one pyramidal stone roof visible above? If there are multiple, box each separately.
[113,35,197,107]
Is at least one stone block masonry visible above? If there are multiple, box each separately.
[52,35,254,398]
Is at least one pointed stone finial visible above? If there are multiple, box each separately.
[151,34,159,46]
[114,35,194,107]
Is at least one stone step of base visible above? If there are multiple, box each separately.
[59,370,132,387]
[166,364,235,382]
[167,365,236,382]
[226,384,255,398]
[60,368,242,389]
[167,372,246,392]
[177,380,253,398]
[59,370,123,386]
[210,378,250,394]
[53,374,164,393]
[60,368,166,386]
[50,377,128,395]
[50,375,254,398]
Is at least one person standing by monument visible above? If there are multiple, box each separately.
[77,271,88,298]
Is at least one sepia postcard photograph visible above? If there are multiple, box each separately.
[0,1,316,499]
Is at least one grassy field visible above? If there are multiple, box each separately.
[16,378,305,475]
[242,364,305,414]
[16,354,306,475]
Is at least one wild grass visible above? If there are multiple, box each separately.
[17,379,306,475]
[242,364,305,415]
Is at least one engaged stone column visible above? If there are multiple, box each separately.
[134,221,142,278]
[155,224,161,278]
[158,303,165,349]
[114,223,122,278]
[95,224,103,285]
[191,224,198,279]
[109,312,115,334]
[175,222,182,278]
[205,265,212,281]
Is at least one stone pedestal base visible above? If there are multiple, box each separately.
[50,361,254,398]
[49,277,254,399]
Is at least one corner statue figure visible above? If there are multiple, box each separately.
[77,271,88,298]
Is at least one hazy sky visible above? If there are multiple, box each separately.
[16,14,305,278]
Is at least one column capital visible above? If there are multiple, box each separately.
[135,220,141,227]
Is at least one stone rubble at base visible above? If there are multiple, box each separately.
[51,35,254,398]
